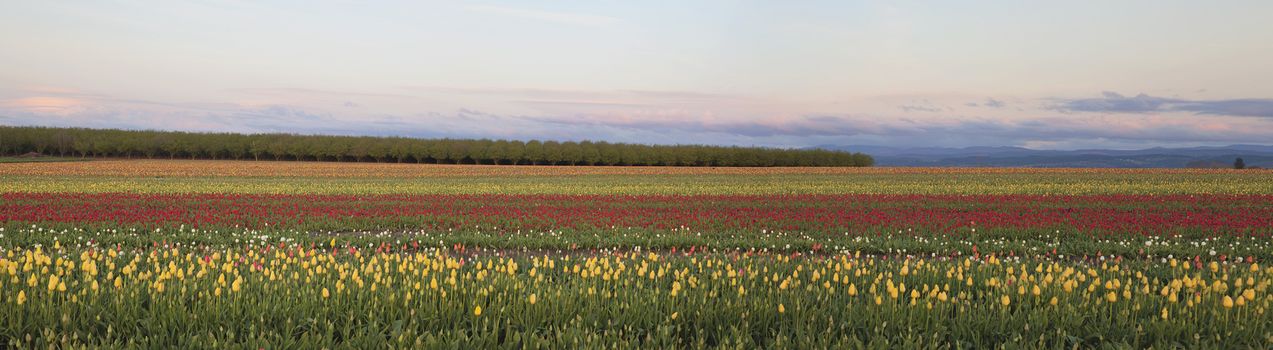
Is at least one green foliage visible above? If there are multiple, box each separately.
[0,126,872,167]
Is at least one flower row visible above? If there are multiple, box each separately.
[0,246,1268,347]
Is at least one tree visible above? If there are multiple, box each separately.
[1235,157,1246,169]
[0,126,873,167]
[447,140,471,164]
[488,140,509,164]
[505,140,526,165]
[524,140,544,165]
[249,139,269,161]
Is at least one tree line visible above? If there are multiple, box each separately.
[0,126,873,167]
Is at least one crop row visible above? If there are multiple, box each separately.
[9,225,1273,263]
[4,193,1268,234]
[1,245,1268,348]
[2,160,1265,178]
[5,173,1273,195]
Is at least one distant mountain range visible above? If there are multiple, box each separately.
[812,144,1273,168]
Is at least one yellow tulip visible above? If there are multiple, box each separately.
[1222,296,1234,308]
[322,287,330,299]
[474,305,482,316]
[529,293,537,305]
[1000,295,1010,306]
[778,303,785,313]
[16,290,24,305]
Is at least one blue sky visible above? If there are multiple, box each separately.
[2,1,1272,149]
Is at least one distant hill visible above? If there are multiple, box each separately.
[813,144,1273,168]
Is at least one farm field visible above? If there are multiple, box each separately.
[1,160,1271,348]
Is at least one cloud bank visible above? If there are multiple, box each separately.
[1055,92,1273,118]
[3,88,1273,150]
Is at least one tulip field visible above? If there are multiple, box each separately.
[1,161,1271,348]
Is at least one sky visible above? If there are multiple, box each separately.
[2,1,1273,150]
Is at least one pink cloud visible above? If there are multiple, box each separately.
[2,96,83,113]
